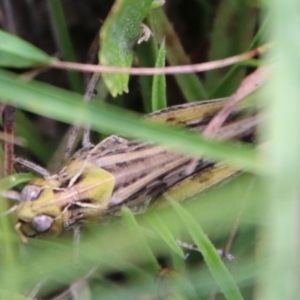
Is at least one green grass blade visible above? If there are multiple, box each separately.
[99,0,154,96]
[0,173,35,190]
[210,16,269,98]
[15,111,55,163]
[151,39,167,111]
[121,207,160,272]
[150,8,207,100]
[169,200,244,300]
[0,69,261,172]
[137,17,159,113]
[47,0,84,93]
[144,212,185,258]
[0,29,53,67]
[205,0,257,96]
[257,1,300,299]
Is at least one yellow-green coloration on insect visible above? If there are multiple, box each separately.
[153,163,240,208]
[146,99,228,125]
[14,98,258,240]
[16,160,115,239]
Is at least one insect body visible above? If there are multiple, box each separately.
[15,98,258,240]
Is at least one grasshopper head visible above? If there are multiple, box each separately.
[16,178,64,241]
[15,161,116,242]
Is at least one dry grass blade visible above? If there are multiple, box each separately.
[51,44,271,75]
[203,66,270,137]
[0,131,25,146]
[3,105,16,176]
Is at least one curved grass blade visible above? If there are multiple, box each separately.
[144,212,185,258]
[0,69,261,172]
[0,29,53,68]
[121,207,160,272]
[169,199,244,300]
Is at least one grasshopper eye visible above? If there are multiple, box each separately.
[21,185,42,202]
[31,215,53,232]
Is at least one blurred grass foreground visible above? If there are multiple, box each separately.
[0,1,300,299]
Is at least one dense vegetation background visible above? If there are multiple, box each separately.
[0,1,299,300]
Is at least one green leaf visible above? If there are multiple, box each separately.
[0,30,53,68]
[0,173,35,191]
[99,0,154,96]
[151,39,166,111]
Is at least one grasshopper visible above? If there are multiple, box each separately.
[12,97,258,241]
